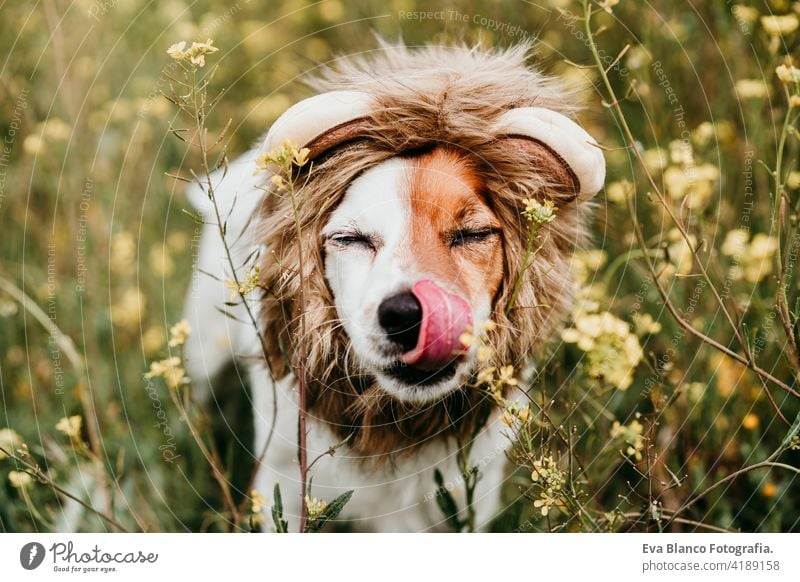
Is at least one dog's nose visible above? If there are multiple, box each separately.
[377,292,422,351]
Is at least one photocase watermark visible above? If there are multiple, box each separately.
[21,540,158,574]
[87,0,120,22]
[143,375,181,463]
[729,1,755,37]
[1,88,30,211]
[638,277,707,400]
[75,178,93,294]
[47,243,68,396]
[720,149,755,301]
[187,222,205,301]
[19,542,46,570]
[398,9,538,42]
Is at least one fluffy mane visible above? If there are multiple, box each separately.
[256,42,591,460]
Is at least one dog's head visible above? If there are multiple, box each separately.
[321,146,503,402]
[259,45,604,414]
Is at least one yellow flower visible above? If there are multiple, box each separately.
[533,491,563,517]
[480,320,497,332]
[292,147,310,167]
[145,357,186,389]
[501,403,530,427]
[166,41,187,60]
[625,45,650,70]
[530,456,568,516]
[562,312,643,390]
[111,231,136,272]
[459,331,476,348]
[611,418,645,461]
[167,39,218,67]
[761,14,799,36]
[776,63,800,84]
[721,229,749,257]
[669,139,694,165]
[692,121,735,146]
[632,313,662,336]
[112,288,146,330]
[497,365,518,387]
[251,490,265,512]
[724,233,777,283]
[168,319,191,347]
[664,166,689,199]
[0,428,22,460]
[251,489,266,522]
[224,266,261,300]
[189,39,218,66]
[142,326,165,354]
[688,163,720,208]
[686,123,711,148]
[476,366,496,386]
[305,495,328,520]
[149,244,174,277]
[570,250,608,291]
[735,79,768,99]
[598,0,620,14]
[530,456,566,493]
[522,198,557,225]
[663,163,719,209]
[605,180,634,205]
[56,415,82,439]
[476,344,492,364]
[662,229,697,277]
[732,4,759,24]
[642,148,668,173]
[8,470,33,489]
[23,134,44,155]
[742,413,760,431]
[255,140,311,175]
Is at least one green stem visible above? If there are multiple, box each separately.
[506,220,539,314]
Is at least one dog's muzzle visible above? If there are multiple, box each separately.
[378,279,473,371]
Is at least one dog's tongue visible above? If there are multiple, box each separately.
[400,280,473,371]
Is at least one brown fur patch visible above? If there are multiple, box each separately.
[408,148,504,304]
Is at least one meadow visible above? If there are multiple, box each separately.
[0,0,798,532]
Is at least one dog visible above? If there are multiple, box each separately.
[183,41,604,531]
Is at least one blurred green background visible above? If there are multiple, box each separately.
[1,0,798,532]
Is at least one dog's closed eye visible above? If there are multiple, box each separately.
[326,230,378,251]
[448,227,500,248]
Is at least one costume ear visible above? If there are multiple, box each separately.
[493,108,605,203]
[261,90,374,161]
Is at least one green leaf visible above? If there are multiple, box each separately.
[778,410,800,453]
[433,469,463,532]
[306,490,354,533]
[271,483,288,533]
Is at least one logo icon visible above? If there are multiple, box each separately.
[20,542,46,570]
